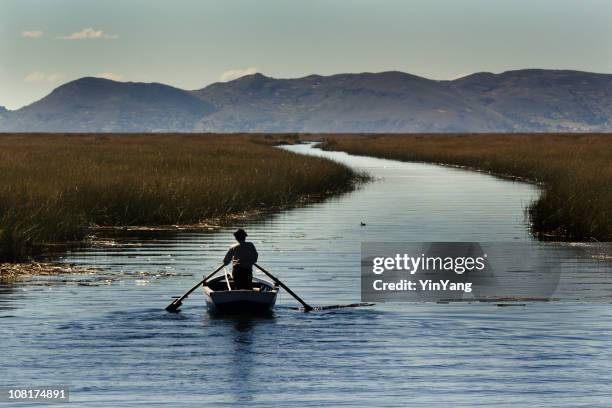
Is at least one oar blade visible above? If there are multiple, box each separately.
[165,299,182,313]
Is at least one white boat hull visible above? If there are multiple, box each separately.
[203,276,278,313]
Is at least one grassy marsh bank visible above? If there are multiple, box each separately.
[0,134,358,261]
[320,134,612,241]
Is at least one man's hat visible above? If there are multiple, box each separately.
[233,228,248,239]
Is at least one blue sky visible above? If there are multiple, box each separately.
[2,0,612,109]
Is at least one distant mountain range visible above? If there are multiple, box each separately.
[1,69,611,132]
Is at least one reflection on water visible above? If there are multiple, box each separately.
[223,316,271,404]
[1,143,611,407]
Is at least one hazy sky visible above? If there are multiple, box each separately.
[2,0,612,109]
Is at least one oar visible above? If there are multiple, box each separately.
[165,264,224,312]
[254,264,314,312]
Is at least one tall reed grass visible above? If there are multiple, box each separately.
[0,134,357,261]
[321,134,612,241]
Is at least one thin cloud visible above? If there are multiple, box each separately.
[95,72,123,81]
[220,66,258,82]
[24,72,65,82]
[56,28,118,40]
[22,30,43,38]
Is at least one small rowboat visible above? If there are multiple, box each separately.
[203,273,279,314]
[166,264,370,314]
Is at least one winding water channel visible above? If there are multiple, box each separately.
[1,143,611,407]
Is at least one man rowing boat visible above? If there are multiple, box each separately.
[223,229,258,290]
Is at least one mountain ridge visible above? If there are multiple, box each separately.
[2,69,611,132]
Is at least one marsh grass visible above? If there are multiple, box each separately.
[0,134,357,261]
[321,134,612,241]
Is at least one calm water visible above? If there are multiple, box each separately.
[1,144,611,407]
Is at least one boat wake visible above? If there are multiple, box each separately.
[289,302,375,311]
